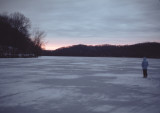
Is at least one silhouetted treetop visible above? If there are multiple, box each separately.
[9,12,31,37]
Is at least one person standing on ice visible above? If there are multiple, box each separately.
[141,57,149,78]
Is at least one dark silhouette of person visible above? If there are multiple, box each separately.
[141,57,149,78]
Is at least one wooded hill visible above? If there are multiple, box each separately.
[43,42,160,58]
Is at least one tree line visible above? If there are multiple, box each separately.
[43,42,160,58]
[0,12,45,57]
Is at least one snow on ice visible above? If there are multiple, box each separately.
[0,56,160,113]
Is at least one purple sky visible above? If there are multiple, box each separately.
[0,0,160,50]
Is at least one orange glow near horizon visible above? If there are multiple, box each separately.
[45,45,62,50]
[44,43,72,50]
[44,36,160,50]
[44,40,160,50]
[44,42,135,50]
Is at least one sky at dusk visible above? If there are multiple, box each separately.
[0,0,160,50]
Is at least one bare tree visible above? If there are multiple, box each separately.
[31,28,46,56]
[9,12,31,37]
[32,28,46,49]
[0,12,46,57]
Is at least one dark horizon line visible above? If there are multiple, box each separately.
[45,41,160,51]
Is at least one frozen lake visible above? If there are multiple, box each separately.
[0,56,160,113]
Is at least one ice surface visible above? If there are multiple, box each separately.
[0,56,160,113]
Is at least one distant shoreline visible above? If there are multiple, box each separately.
[42,42,160,59]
